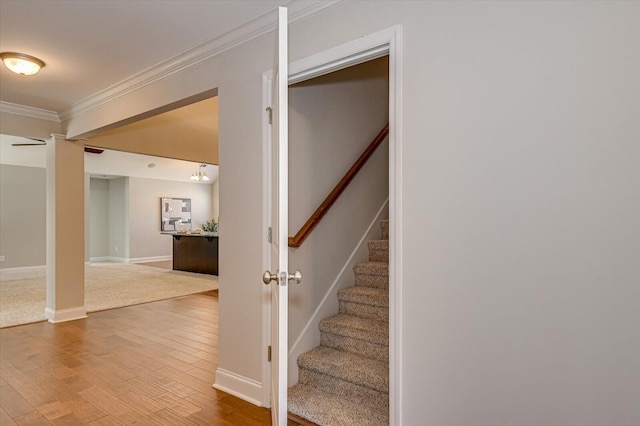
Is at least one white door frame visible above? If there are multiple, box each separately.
[262,25,403,425]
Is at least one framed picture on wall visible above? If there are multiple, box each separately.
[161,197,191,232]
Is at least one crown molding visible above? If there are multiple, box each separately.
[0,101,60,122]
[60,0,341,122]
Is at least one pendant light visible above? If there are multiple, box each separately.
[190,164,210,182]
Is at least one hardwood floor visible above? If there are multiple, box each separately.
[0,291,273,425]
[137,260,173,270]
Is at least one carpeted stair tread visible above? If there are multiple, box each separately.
[338,286,388,307]
[354,261,388,276]
[298,368,388,413]
[368,240,388,249]
[289,383,388,426]
[298,346,388,393]
[320,314,388,346]
[321,331,388,362]
[288,218,390,426]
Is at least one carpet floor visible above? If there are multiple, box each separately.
[0,262,218,328]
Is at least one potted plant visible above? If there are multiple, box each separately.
[202,219,219,233]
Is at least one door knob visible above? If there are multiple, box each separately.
[263,270,277,285]
[288,270,303,284]
[262,270,303,285]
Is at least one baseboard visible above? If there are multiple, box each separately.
[287,199,389,384]
[213,368,264,407]
[0,265,46,281]
[44,306,88,323]
[129,255,172,264]
[90,256,129,263]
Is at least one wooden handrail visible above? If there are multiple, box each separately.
[288,123,389,248]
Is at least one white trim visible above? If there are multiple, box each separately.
[287,200,389,382]
[129,255,172,264]
[261,70,274,408]
[60,0,341,122]
[260,24,403,424]
[213,368,264,407]
[0,101,60,122]
[387,25,403,426]
[89,256,129,264]
[291,24,404,425]
[44,306,88,323]
[0,265,46,281]
[289,30,393,84]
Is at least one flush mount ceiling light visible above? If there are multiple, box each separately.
[0,52,45,76]
[190,164,210,182]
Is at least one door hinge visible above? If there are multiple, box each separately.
[266,107,273,124]
[268,227,272,243]
[268,345,272,362]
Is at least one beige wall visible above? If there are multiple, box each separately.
[52,1,640,424]
[80,97,218,164]
[46,136,85,313]
[0,111,61,140]
[128,176,214,261]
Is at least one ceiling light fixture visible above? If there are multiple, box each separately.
[0,52,45,76]
[190,164,210,182]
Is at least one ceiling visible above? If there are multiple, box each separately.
[0,0,289,115]
[0,0,320,169]
[0,133,219,183]
[0,1,338,171]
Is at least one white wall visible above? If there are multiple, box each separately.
[128,176,214,261]
[90,178,110,258]
[62,1,640,424]
[0,165,46,269]
[108,177,129,261]
[212,178,220,223]
[287,57,389,383]
[89,176,214,262]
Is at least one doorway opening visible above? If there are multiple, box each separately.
[261,25,402,425]
[84,95,220,310]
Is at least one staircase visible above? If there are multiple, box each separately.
[288,219,389,426]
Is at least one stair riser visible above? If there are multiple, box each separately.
[321,332,389,363]
[298,368,389,413]
[339,301,389,323]
[289,384,390,426]
[369,249,389,263]
[367,241,389,261]
[381,220,389,240]
[355,273,388,288]
[338,289,388,308]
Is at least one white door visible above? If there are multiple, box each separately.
[263,7,301,426]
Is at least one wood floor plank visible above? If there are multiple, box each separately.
[0,383,38,418]
[0,405,18,425]
[86,415,126,425]
[56,397,105,424]
[1,366,58,409]
[12,410,50,425]
[0,292,271,425]
[117,390,165,415]
[78,386,154,425]
[147,407,198,426]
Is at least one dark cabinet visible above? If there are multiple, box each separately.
[172,234,218,275]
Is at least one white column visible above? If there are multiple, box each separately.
[45,134,87,323]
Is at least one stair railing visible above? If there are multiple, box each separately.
[288,123,389,248]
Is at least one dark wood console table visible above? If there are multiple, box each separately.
[170,234,218,275]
